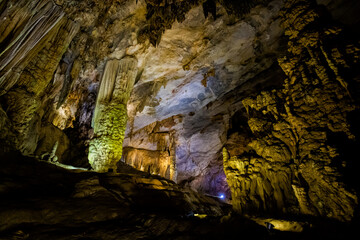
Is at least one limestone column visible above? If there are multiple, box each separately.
[89,57,138,172]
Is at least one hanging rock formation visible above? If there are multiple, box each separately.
[125,0,286,195]
[224,0,360,221]
[0,0,149,163]
[123,115,180,181]
[0,0,79,156]
[141,0,268,46]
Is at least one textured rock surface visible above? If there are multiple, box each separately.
[224,0,360,221]
[89,57,138,172]
[122,115,180,180]
[0,0,79,159]
[0,0,360,229]
[125,0,286,194]
[0,0,151,166]
[0,152,233,239]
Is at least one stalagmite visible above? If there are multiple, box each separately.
[89,57,138,172]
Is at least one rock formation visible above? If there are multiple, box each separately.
[0,0,79,156]
[122,115,179,181]
[89,57,138,172]
[0,0,360,237]
[224,0,360,221]
[125,0,286,195]
[0,152,236,239]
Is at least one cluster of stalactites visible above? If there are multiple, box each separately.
[0,0,79,155]
[139,0,268,46]
[88,57,138,172]
[0,0,79,96]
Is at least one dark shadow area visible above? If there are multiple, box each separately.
[1,151,360,239]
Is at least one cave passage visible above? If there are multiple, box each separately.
[1,0,360,239]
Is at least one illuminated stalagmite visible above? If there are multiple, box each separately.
[224,0,359,221]
[89,57,138,172]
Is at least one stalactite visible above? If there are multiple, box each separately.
[89,57,138,172]
[0,0,79,155]
[0,0,71,95]
[56,51,80,109]
[218,0,267,17]
[122,113,181,182]
[140,0,268,46]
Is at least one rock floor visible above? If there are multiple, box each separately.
[0,152,358,240]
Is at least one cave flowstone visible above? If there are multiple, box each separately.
[224,0,360,221]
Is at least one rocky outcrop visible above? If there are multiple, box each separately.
[1,152,360,239]
[224,0,360,221]
[1,1,360,223]
[0,0,149,163]
[34,123,70,162]
[43,0,149,166]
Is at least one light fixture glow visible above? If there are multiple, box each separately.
[219,194,225,199]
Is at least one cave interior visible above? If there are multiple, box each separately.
[1,0,360,239]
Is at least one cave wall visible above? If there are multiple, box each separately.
[0,0,79,157]
[0,0,148,162]
[124,0,286,194]
[123,0,360,197]
[0,0,359,211]
[224,0,360,221]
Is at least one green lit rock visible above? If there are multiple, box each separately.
[89,103,128,172]
[89,57,138,172]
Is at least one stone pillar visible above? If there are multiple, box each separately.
[89,57,138,172]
